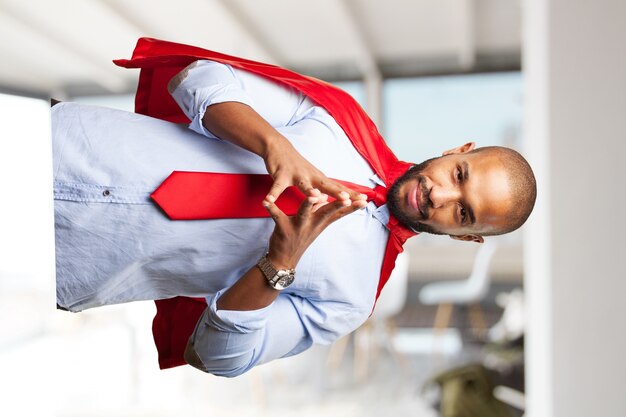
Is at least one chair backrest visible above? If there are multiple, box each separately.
[466,240,498,299]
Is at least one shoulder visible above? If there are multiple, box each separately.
[167,61,201,94]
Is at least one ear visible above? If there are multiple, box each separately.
[442,142,476,157]
[450,234,484,244]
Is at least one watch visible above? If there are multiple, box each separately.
[257,254,295,290]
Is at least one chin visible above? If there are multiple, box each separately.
[388,191,444,235]
[387,159,448,235]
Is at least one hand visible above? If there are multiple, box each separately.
[202,102,366,205]
[263,137,367,205]
[264,189,367,269]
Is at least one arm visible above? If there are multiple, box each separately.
[170,60,367,204]
[217,188,365,311]
[188,192,367,377]
[169,61,369,374]
[189,291,371,377]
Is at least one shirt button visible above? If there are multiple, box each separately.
[103,190,111,197]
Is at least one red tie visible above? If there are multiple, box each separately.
[151,171,389,220]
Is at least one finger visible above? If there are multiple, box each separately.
[265,179,290,204]
[263,200,287,226]
[294,178,314,196]
[312,200,329,213]
[314,198,352,222]
[323,200,365,224]
[297,196,318,219]
[315,179,367,202]
[311,193,329,212]
[310,201,362,233]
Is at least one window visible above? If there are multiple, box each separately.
[383,72,523,163]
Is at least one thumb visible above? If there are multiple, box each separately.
[263,199,286,226]
[266,178,289,203]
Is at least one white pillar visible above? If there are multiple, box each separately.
[364,70,382,128]
[524,1,626,417]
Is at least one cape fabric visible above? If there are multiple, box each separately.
[114,37,417,369]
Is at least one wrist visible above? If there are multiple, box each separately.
[257,253,296,291]
[261,133,292,160]
[266,252,296,271]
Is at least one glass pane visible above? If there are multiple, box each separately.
[383,72,523,163]
[333,80,366,108]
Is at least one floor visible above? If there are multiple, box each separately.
[0,287,522,417]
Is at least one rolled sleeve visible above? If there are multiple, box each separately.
[169,61,254,139]
[187,290,369,378]
[185,290,274,377]
[205,290,273,333]
[169,59,308,138]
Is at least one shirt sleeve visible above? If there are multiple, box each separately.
[169,60,309,140]
[187,290,369,378]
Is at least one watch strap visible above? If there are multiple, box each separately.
[257,254,295,289]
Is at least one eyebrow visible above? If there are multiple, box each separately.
[462,161,470,182]
[466,205,476,226]
[462,161,476,225]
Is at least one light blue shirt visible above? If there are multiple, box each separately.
[53,60,391,377]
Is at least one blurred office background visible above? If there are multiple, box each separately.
[0,1,624,416]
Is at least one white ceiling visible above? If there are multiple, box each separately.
[0,0,521,97]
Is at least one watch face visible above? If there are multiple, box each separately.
[273,270,295,290]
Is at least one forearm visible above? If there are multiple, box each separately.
[216,261,279,311]
[202,101,293,160]
[174,61,365,203]
[188,284,368,377]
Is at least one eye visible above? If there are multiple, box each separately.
[456,167,463,183]
[459,206,467,223]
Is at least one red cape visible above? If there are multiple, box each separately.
[115,38,417,369]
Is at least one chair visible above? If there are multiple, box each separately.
[418,240,498,337]
[327,252,410,380]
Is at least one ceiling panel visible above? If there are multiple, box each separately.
[103,0,279,63]
[347,0,466,59]
[0,9,118,93]
[0,0,522,97]
[1,0,141,91]
[229,0,368,66]
[476,0,522,51]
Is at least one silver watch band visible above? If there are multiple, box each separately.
[257,254,295,290]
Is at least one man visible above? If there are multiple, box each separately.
[54,39,536,377]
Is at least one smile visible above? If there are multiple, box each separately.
[407,180,423,218]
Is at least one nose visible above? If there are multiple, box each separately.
[428,185,461,208]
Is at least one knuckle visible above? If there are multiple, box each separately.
[320,211,334,222]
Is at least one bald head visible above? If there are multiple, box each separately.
[469,146,536,235]
[388,142,537,242]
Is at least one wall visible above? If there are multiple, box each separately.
[524,1,626,416]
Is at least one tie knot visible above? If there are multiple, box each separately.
[371,184,388,207]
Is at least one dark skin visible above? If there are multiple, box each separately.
[392,142,514,242]
[203,103,515,311]
[202,102,367,311]
[199,102,367,205]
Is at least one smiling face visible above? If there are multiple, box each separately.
[387,143,515,243]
